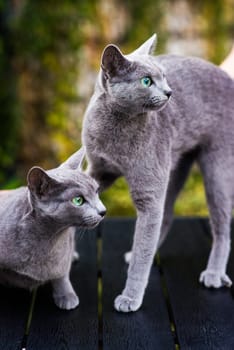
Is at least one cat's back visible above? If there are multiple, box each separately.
[155,54,234,133]
[156,54,232,80]
[0,187,28,219]
[155,54,234,101]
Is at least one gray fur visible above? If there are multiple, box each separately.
[0,147,106,310]
[82,34,234,312]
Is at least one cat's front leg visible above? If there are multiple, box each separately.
[72,250,79,262]
[124,153,195,264]
[115,169,170,312]
[52,275,79,310]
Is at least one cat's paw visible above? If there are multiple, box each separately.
[124,251,132,264]
[72,250,80,262]
[199,270,232,288]
[114,294,141,312]
[54,292,79,310]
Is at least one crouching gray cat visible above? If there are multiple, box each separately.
[0,148,106,310]
[82,34,234,312]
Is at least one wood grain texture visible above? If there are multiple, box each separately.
[0,286,31,350]
[160,218,234,350]
[26,228,99,350]
[101,218,174,350]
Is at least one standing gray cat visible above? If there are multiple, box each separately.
[0,148,106,310]
[82,34,234,312]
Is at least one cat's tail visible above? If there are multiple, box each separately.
[220,45,234,79]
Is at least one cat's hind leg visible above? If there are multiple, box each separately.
[198,150,232,288]
[52,275,79,310]
[158,150,197,248]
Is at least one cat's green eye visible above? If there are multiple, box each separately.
[72,196,84,207]
[141,77,152,88]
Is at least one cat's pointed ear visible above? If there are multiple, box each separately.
[27,166,58,198]
[101,44,132,77]
[59,147,86,171]
[132,34,157,56]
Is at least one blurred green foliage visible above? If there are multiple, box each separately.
[12,0,98,172]
[0,0,20,182]
[0,0,233,216]
[0,0,98,182]
[120,0,167,52]
[189,0,233,63]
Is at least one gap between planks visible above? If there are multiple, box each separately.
[97,223,104,350]
[156,253,180,350]
[21,288,37,350]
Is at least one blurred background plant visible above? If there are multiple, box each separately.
[0,0,234,215]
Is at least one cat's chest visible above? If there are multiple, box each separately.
[85,112,153,169]
[5,227,75,283]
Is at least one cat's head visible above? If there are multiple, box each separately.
[27,148,106,229]
[100,34,172,115]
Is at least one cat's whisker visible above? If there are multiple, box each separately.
[76,228,86,242]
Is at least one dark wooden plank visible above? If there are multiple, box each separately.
[27,228,98,350]
[0,286,31,350]
[160,218,234,350]
[101,218,174,350]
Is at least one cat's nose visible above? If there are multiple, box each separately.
[164,89,172,98]
[99,209,106,217]
[97,200,106,217]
